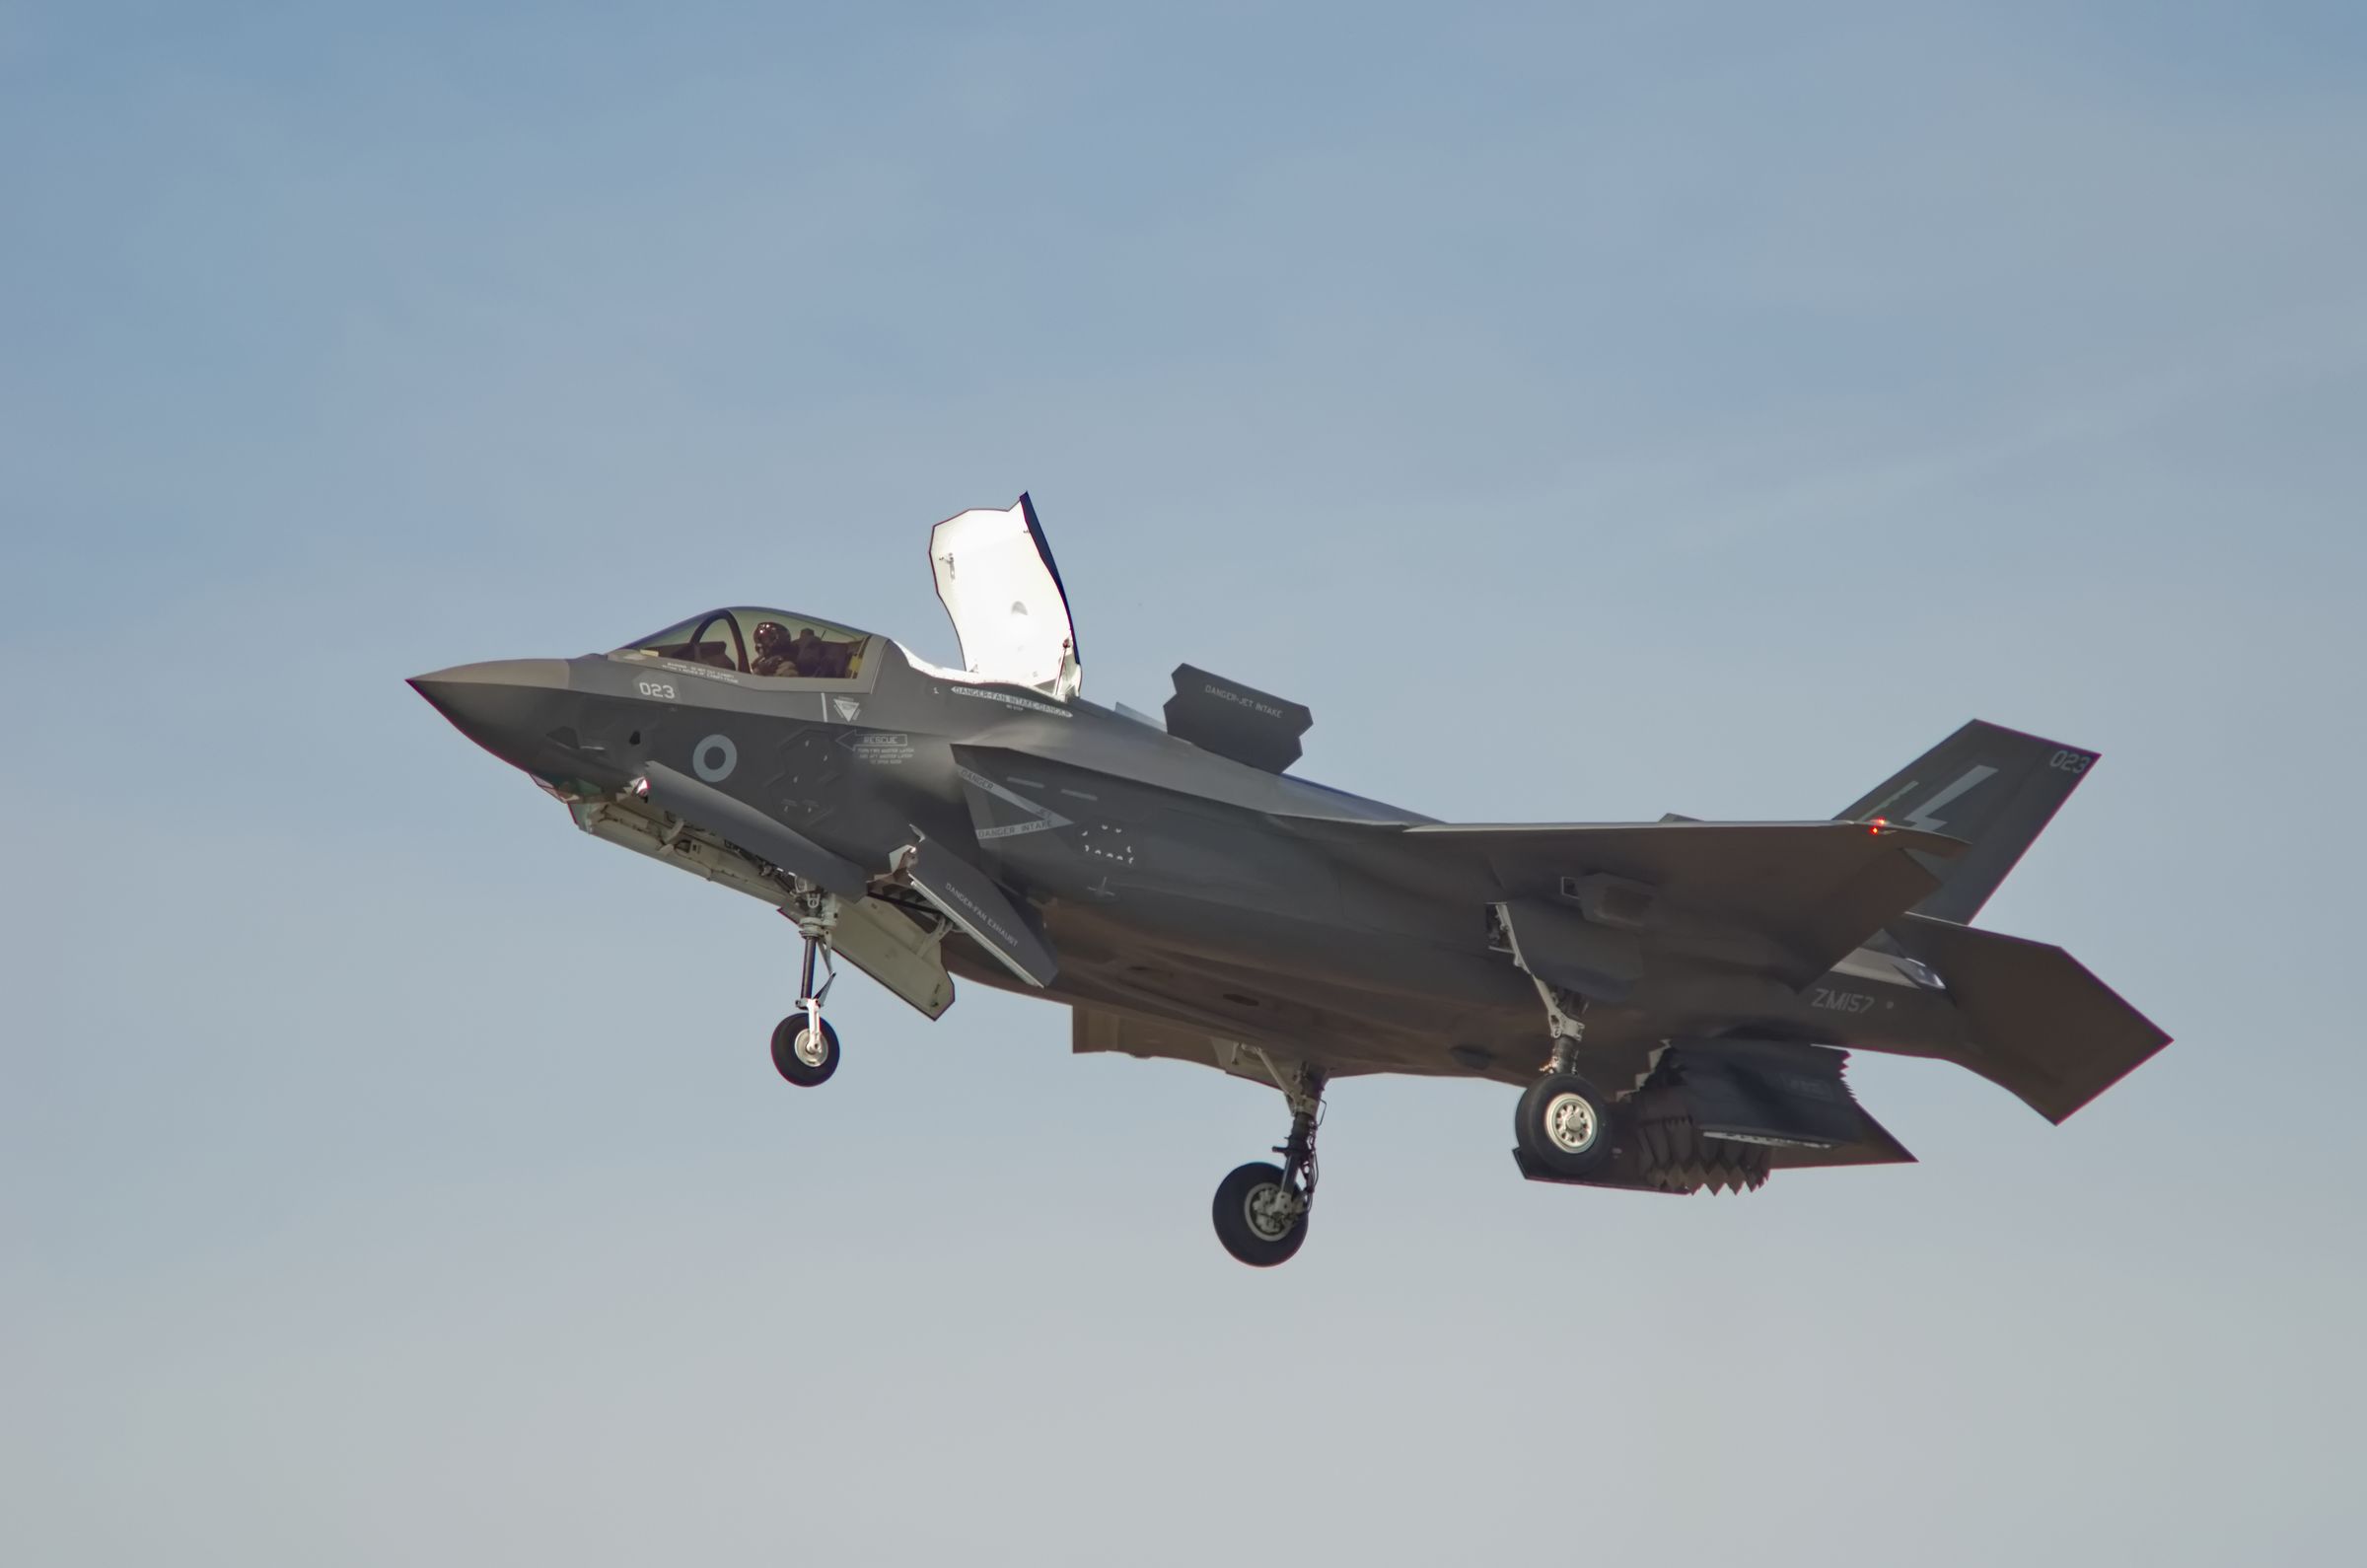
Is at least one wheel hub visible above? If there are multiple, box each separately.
[794,1028,828,1067]
[1243,1182,1299,1242]
[1544,1092,1599,1154]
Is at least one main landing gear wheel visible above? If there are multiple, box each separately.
[1516,1072,1614,1178]
[770,1014,839,1087]
[1212,1059,1325,1267]
[1212,1161,1309,1267]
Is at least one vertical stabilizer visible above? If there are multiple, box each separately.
[1837,720,2097,923]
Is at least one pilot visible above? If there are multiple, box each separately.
[751,620,799,677]
[791,626,851,678]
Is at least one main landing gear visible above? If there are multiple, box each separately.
[1513,1011,1615,1179]
[1212,1059,1326,1267]
[771,885,842,1087]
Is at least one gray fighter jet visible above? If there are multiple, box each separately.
[412,496,2169,1265]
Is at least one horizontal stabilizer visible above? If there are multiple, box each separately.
[1164,665,1313,773]
[1892,914,2169,1122]
[897,836,1058,987]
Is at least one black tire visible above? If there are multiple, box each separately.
[1211,1161,1309,1267]
[770,1014,840,1087]
[1516,1073,1614,1177]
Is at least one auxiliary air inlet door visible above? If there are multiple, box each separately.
[930,494,1082,699]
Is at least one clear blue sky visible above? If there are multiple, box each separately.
[5,4,2363,1562]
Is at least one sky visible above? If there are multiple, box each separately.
[4,2,2365,1562]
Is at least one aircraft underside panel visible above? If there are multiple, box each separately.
[632,759,870,899]
[897,837,1058,988]
[568,791,959,1017]
[568,795,797,906]
[1491,895,1643,1004]
[831,896,958,1019]
[1070,1004,1228,1070]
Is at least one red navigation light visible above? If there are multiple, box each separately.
[1869,817,1887,834]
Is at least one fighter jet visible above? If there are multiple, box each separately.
[411,496,2169,1266]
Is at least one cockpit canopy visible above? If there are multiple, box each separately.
[615,608,874,680]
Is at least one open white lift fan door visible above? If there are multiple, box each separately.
[929,494,1082,699]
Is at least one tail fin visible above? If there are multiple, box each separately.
[1836,720,2097,924]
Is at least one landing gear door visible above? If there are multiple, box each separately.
[897,837,1060,988]
[829,897,958,1020]
[930,494,1082,700]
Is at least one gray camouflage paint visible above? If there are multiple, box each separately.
[412,597,2167,1180]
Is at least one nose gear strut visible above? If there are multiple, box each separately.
[771,884,844,1087]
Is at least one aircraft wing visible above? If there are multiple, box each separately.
[1310,819,1968,987]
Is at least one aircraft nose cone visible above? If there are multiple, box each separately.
[409,659,574,769]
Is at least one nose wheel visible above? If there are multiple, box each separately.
[771,885,843,1088]
[1212,1059,1325,1267]
[771,1013,840,1086]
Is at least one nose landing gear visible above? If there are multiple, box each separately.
[1212,1059,1326,1267]
[770,1012,839,1086]
[771,885,843,1087]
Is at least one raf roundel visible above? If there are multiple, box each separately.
[692,734,739,783]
